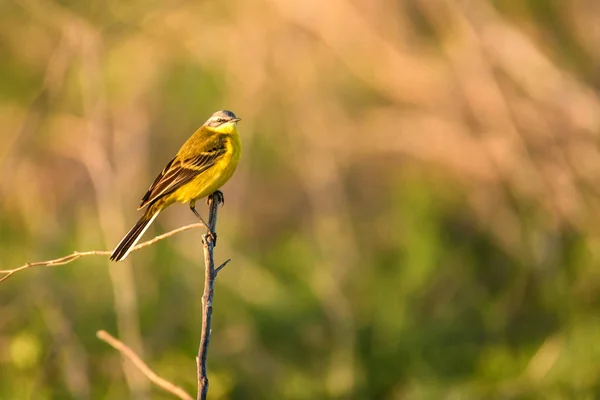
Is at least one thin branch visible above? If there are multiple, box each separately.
[97,330,193,400]
[215,259,231,277]
[0,223,205,283]
[196,191,229,400]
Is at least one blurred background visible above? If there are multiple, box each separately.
[1,0,600,398]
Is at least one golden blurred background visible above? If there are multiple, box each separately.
[2,0,600,398]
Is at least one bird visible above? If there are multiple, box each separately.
[109,109,242,262]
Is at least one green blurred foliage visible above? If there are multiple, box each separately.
[1,0,600,398]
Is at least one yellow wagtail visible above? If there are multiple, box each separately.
[110,110,242,261]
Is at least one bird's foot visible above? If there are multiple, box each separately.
[204,230,218,246]
[207,190,224,206]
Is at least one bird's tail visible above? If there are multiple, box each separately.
[110,208,160,262]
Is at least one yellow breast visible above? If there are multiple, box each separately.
[169,133,241,205]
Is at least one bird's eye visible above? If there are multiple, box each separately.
[216,118,225,123]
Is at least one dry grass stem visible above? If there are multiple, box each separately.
[0,223,205,283]
[97,330,193,400]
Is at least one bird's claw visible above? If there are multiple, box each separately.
[204,230,218,246]
[207,190,225,206]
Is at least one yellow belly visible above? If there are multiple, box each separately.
[162,135,241,206]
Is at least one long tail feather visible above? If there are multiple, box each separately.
[110,209,160,262]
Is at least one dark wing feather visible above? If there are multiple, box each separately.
[138,143,227,209]
[139,157,176,207]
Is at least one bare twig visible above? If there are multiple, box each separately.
[196,191,228,400]
[0,223,205,283]
[97,330,193,400]
[215,259,231,277]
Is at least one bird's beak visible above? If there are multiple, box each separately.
[232,117,241,123]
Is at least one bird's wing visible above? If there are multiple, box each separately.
[138,138,227,209]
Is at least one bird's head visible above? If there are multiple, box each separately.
[204,110,241,133]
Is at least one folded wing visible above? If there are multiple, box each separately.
[138,140,227,209]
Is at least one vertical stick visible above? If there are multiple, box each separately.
[196,191,222,400]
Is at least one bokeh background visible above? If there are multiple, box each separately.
[2,0,600,398]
